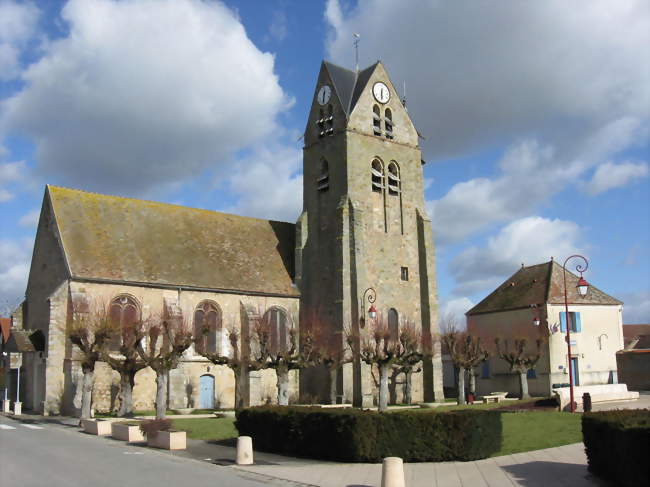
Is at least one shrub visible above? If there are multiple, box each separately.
[139,418,173,438]
[582,409,650,487]
[235,406,502,462]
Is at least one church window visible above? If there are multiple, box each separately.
[371,159,384,193]
[372,105,381,135]
[317,108,325,138]
[326,104,334,135]
[317,159,329,192]
[194,301,221,355]
[384,108,394,139]
[388,308,399,343]
[387,162,401,195]
[108,295,140,351]
[401,267,409,281]
[264,307,289,354]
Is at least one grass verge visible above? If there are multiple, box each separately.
[171,417,237,441]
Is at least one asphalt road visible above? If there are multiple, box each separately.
[0,415,284,487]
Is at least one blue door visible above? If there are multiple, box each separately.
[570,358,580,386]
[199,375,215,409]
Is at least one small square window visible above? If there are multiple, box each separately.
[400,267,408,281]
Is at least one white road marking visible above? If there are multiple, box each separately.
[0,424,16,430]
[123,452,144,455]
[22,424,44,429]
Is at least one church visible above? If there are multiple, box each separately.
[12,60,445,415]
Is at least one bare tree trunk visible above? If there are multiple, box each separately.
[519,371,530,399]
[118,371,136,417]
[457,366,466,405]
[276,367,290,406]
[80,367,94,419]
[404,370,413,405]
[329,367,337,405]
[379,364,390,412]
[155,372,168,419]
[469,368,476,395]
[234,366,247,408]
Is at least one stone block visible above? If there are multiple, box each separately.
[111,423,145,442]
[147,430,186,450]
[81,419,112,435]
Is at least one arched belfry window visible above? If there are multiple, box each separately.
[384,108,394,139]
[264,307,289,354]
[109,295,140,351]
[388,308,399,343]
[317,108,325,138]
[387,162,401,196]
[194,301,221,355]
[371,159,384,193]
[317,159,329,192]
[325,104,334,135]
[372,105,381,135]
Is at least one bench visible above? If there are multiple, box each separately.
[553,384,639,411]
[482,392,508,404]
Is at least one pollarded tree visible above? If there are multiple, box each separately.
[136,312,193,419]
[394,322,431,405]
[67,303,116,419]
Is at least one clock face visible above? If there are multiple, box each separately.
[373,82,390,103]
[317,85,331,105]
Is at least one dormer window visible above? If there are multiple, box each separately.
[371,159,384,193]
[317,159,329,192]
[385,108,394,140]
[373,105,381,135]
[387,162,400,195]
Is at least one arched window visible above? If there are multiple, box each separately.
[371,159,384,193]
[372,105,381,135]
[317,159,329,192]
[326,104,334,135]
[384,108,394,139]
[387,162,401,196]
[109,295,140,351]
[264,307,289,354]
[194,301,221,355]
[388,308,399,343]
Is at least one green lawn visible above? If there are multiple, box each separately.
[494,411,582,456]
[171,417,238,441]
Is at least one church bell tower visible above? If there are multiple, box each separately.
[296,61,444,406]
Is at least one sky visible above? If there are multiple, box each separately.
[0,0,648,324]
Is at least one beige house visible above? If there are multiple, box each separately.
[14,60,445,415]
[467,260,624,398]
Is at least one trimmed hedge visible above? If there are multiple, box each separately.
[235,406,502,462]
[582,409,650,487]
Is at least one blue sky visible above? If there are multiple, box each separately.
[0,0,648,323]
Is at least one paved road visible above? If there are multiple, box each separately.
[0,415,292,487]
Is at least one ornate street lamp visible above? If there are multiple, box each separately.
[360,287,377,328]
[562,255,590,413]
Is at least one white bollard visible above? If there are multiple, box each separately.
[381,457,405,487]
[2,399,10,413]
[13,401,22,416]
[236,436,254,465]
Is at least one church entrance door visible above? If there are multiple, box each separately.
[199,375,215,409]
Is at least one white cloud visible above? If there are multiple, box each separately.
[450,217,583,296]
[583,161,649,195]
[0,0,40,81]
[1,0,290,196]
[18,208,39,227]
[620,291,650,324]
[223,142,302,222]
[267,10,288,42]
[440,297,474,331]
[0,238,32,310]
[0,160,25,201]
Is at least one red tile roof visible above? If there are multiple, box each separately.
[0,318,10,343]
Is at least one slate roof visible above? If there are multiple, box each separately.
[47,186,299,297]
[324,61,378,116]
[467,260,622,316]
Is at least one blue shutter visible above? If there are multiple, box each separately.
[575,312,582,332]
[560,312,567,332]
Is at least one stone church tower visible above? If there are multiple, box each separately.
[296,61,444,406]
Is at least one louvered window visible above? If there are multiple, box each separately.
[317,159,329,192]
[373,105,381,135]
[325,104,334,135]
[317,108,325,138]
[371,159,384,193]
[385,108,394,139]
[387,162,401,195]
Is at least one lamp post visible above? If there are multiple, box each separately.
[562,255,590,413]
[360,287,377,328]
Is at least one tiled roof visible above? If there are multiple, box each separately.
[47,186,299,297]
[324,61,378,117]
[467,260,622,316]
[5,330,36,353]
[0,317,10,343]
[623,324,650,349]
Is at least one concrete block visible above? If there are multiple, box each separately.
[236,436,254,465]
[147,430,186,450]
[81,419,112,435]
[111,423,145,442]
[381,457,405,487]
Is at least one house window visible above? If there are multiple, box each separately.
[194,301,221,355]
[527,369,537,379]
[108,295,140,351]
[481,361,490,379]
[560,312,582,333]
[317,159,329,192]
[400,267,409,281]
[384,108,394,139]
[388,308,399,343]
[371,159,384,193]
[264,307,289,354]
[387,162,400,195]
[372,105,381,135]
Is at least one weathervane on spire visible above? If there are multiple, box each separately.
[353,33,360,72]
